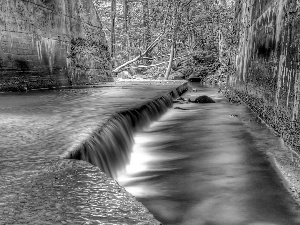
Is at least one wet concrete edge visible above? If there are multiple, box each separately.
[220,84,300,205]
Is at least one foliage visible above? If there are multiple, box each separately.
[93,0,236,80]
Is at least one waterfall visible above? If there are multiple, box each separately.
[63,83,188,178]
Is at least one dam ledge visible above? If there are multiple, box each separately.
[0,80,181,94]
[0,80,187,225]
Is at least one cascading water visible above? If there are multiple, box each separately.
[63,83,188,178]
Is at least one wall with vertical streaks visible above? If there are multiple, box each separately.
[232,0,300,148]
[0,0,112,91]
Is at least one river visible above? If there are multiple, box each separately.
[0,81,183,225]
[1,82,300,224]
[117,83,300,225]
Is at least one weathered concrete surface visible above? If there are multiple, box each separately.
[1,159,161,225]
[232,0,300,151]
[0,0,112,92]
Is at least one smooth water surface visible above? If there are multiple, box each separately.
[118,83,300,225]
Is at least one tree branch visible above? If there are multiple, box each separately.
[119,55,189,72]
[112,0,171,73]
[112,33,164,73]
[123,61,168,70]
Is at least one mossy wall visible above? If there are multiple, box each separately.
[0,0,112,92]
[232,0,300,149]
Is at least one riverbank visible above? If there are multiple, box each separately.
[219,84,300,205]
[0,81,187,225]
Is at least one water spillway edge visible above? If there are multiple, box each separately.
[63,82,188,178]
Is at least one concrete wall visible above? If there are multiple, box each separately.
[232,0,300,148]
[0,0,112,91]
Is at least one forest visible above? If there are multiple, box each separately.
[93,0,236,82]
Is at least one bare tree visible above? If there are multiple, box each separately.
[142,0,151,65]
[112,33,164,73]
[111,0,116,67]
[165,1,180,79]
[112,1,172,73]
[123,0,131,61]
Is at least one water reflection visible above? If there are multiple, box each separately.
[118,83,300,225]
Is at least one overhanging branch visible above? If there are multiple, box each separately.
[112,33,164,73]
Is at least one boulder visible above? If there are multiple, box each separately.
[194,95,215,103]
[174,107,190,110]
[188,77,202,82]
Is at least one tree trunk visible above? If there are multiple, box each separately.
[164,42,175,79]
[123,0,130,61]
[142,0,151,65]
[111,0,116,68]
[186,5,195,52]
[165,2,180,80]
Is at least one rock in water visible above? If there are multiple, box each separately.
[194,95,215,103]
[174,107,190,110]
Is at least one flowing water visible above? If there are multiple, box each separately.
[2,81,300,224]
[117,83,300,225]
[0,82,185,224]
[0,82,185,177]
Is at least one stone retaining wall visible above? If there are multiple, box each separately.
[0,0,112,92]
[231,0,300,150]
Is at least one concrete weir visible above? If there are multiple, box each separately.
[0,81,187,225]
[63,83,188,179]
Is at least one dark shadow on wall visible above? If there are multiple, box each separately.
[15,59,30,72]
[256,36,276,60]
